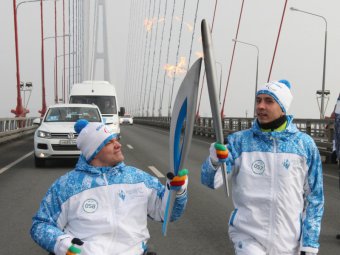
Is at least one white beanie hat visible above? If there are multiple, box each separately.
[74,119,118,162]
[256,79,293,113]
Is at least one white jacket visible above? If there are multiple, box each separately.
[31,156,187,255]
[201,116,324,254]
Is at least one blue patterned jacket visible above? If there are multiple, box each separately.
[31,156,187,255]
[202,115,324,254]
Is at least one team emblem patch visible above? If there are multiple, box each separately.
[83,199,98,213]
[119,190,126,201]
[282,159,290,170]
[251,160,265,175]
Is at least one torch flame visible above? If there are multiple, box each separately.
[144,17,158,32]
[163,57,187,77]
[195,51,203,58]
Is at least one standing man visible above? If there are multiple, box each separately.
[201,80,324,254]
[333,93,340,240]
[333,93,340,167]
[31,119,188,255]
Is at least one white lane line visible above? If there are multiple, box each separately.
[323,173,338,180]
[148,166,165,178]
[0,151,34,175]
[127,144,134,149]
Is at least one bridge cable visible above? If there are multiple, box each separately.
[157,0,170,117]
[168,0,188,117]
[147,0,162,116]
[196,0,219,119]
[151,1,164,117]
[220,0,245,117]
[89,1,98,81]
[159,0,176,117]
[141,0,156,116]
[187,0,201,69]
[123,0,136,112]
[132,0,146,115]
[267,0,288,82]
[137,0,152,116]
[130,0,141,114]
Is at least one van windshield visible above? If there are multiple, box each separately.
[70,96,117,114]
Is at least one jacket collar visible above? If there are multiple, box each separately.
[252,115,299,138]
[75,155,125,175]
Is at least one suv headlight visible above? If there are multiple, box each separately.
[37,130,51,138]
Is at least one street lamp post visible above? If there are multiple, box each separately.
[232,38,259,117]
[15,0,59,116]
[290,7,328,119]
[54,52,76,103]
[16,0,57,11]
[20,81,33,108]
[42,34,71,103]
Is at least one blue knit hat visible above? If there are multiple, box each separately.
[74,119,118,162]
[256,79,293,113]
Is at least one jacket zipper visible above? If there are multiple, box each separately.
[268,137,278,252]
[103,173,117,253]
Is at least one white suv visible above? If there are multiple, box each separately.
[34,104,103,167]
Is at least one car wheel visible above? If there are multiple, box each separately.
[34,156,45,168]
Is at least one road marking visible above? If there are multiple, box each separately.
[127,144,134,149]
[148,166,165,178]
[0,151,34,175]
[323,173,339,180]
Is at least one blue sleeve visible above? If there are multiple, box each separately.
[146,175,187,222]
[302,142,324,251]
[30,185,65,252]
[201,139,234,189]
[170,191,188,222]
[201,157,218,189]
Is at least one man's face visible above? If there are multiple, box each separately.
[93,138,124,166]
[256,94,284,124]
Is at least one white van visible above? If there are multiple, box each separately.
[69,80,120,134]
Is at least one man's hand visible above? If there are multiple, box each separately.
[167,169,188,195]
[66,238,83,255]
[209,142,228,165]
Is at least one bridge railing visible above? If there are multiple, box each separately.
[134,116,335,161]
[0,117,38,144]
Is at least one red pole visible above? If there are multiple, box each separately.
[39,0,47,116]
[54,0,58,103]
[63,0,66,103]
[267,0,288,82]
[220,0,245,118]
[11,0,27,117]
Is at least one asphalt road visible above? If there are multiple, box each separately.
[0,124,339,254]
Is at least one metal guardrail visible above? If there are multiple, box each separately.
[134,116,335,161]
[0,117,38,144]
[0,116,335,161]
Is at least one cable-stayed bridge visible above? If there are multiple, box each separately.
[0,1,340,254]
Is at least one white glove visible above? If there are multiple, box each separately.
[209,142,219,164]
[166,169,188,195]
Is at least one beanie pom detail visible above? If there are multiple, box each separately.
[256,80,293,113]
[278,79,291,89]
[74,119,89,134]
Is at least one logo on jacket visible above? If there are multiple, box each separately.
[282,159,290,170]
[83,199,98,213]
[251,160,265,175]
[118,190,126,201]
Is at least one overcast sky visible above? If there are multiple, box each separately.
[1,0,339,119]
